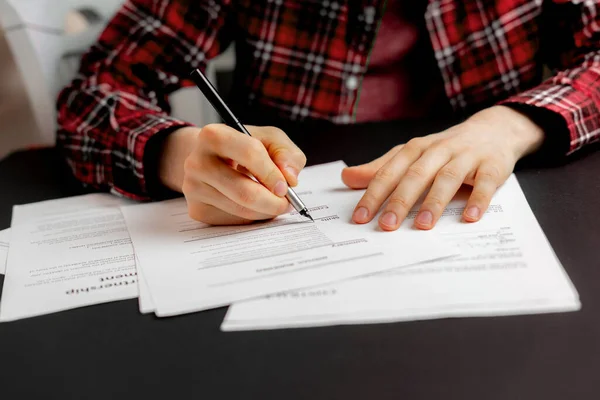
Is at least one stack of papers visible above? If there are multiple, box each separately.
[124,162,455,317]
[0,195,138,321]
[222,164,580,330]
[0,161,580,328]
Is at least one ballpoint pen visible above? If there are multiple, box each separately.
[190,68,314,222]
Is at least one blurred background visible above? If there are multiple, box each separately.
[0,0,235,161]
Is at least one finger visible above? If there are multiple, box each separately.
[199,157,290,216]
[379,146,453,231]
[352,141,425,224]
[414,156,477,230]
[341,145,403,189]
[248,126,307,187]
[200,124,289,197]
[187,202,256,226]
[186,180,278,221]
[463,163,505,222]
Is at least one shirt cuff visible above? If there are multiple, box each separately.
[498,79,600,157]
[110,114,193,201]
[142,125,190,201]
[500,102,570,163]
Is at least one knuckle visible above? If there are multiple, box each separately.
[404,137,426,152]
[248,137,266,155]
[295,150,308,167]
[424,194,445,209]
[271,146,290,162]
[240,138,265,162]
[437,166,461,182]
[388,195,411,211]
[478,165,502,182]
[265,166,283,184]
[429,141,452,155]
[359,191,380,208]
[374,167,395,183]
[405,164,427,180]
[198,124,221,141]
[267,126,286,137]
[470,190,492,205]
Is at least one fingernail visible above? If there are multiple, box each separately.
[416,211,433,226]
[353,207,369,223]
[274,181,288,197]
[465,206,480,219]
[284,166,298,179]
[380,212,398,227]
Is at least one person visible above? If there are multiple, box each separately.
[57,0,600,231]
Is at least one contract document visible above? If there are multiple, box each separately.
[123,162,456,317]
[0,228,9,275]
[0,195,138,322]
[222,174,581,331]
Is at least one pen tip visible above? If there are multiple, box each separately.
[300,209,314,222]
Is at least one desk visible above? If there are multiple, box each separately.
[1,120,599,399]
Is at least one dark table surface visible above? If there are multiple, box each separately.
[1,119,599,400]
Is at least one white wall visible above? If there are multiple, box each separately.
[0,0,235,161]
[0,30,39,160]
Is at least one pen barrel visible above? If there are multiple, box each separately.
[286,187,307,213]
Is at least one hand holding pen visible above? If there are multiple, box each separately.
[157,70,312,225]
[189,69,314,221]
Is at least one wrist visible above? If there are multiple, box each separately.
[158,126,200,192]
[469,105,546,159]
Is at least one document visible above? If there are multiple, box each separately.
[123,161,456,317]
[222,174,581,331]
[0,195,138,322]
[0,228,9,275]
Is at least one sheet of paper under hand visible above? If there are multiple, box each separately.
[222,174,580,331]
[0,195,138,322]
[124,161,457,317]
[0,228,10,275]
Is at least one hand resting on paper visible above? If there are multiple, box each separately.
[342,106,545,231]
[158,124,307,225]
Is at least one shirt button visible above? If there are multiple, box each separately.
[364,6,375,24]
[364,6,376,16]
[345,76,358,90]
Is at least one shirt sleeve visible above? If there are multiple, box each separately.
[56,0,234,201]
[499,0,600,157]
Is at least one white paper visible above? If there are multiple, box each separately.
[123,161,456,317]
[134,162,348,315]
[136,255,155,314]
[0,228,10,275]
[0,194,139,322]
[222,175,580,331]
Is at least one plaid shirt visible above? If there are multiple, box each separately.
[57,0,600,201]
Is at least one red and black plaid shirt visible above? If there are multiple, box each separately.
[57,0,600,201]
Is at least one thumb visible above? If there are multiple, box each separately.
[248,126,307,187]
[341,145,403,189]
